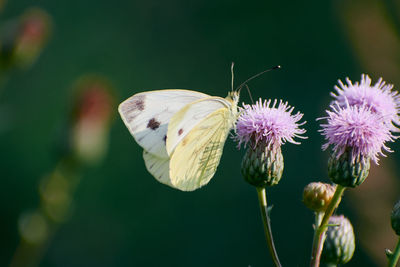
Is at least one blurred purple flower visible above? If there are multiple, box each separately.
[319,103,396,164]
[332,74,400,131]
[235,99,307,151]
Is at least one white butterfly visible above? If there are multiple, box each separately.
[118,89,239,191]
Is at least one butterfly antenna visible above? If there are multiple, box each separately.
[236,65,281,92]
[231,62,235,91]
[244,84,254,104]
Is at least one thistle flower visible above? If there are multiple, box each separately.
[332,74,400,131]
[236,99,306,187]
[320,103,395,164]
[236,99,306,150]
[319,103,396,186]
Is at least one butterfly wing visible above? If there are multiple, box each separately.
[118,89,208,158]
[166,97,231,155]
[168,98,237,191]
[143,150,172,186]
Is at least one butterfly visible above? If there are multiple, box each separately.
[118,88,240,191]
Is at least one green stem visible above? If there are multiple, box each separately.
[310,185,346,267]
[310,211,324,262]
[315,212,324,228]
[388,237,400,267]
[256,187,282,267]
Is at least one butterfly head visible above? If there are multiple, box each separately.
[226,90,240,120]
[227,90,240,105]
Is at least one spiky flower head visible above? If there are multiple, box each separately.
[321,215,355,265]
[235,99,307,151]
[236,99,306,187]
[332,74,400,131]
[320,103,395,165]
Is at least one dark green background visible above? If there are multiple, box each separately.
[0,0,396,266]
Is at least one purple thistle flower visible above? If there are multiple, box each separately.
[319,102,396,164]
[235,99,307,151]
[332,74,400,131]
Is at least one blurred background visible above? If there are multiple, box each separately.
[0,0,400,266]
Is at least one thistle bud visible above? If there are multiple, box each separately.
[391,199,400,235]
[320,102,396,188]
[241,145,283,187]
[328,149,370,188]
[234,99,307,187]
[321,215,355,265]
[303,182,336,212]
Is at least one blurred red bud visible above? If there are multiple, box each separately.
[70,76,115,164]
[0,8,52,69]
[13,8,52,67]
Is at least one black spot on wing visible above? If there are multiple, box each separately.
[147,118,160,130]
[132,95,145,111]
[163,135,167,143]
[120,95,145,123]
[122,95,145,114]
[178,129,183,135]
